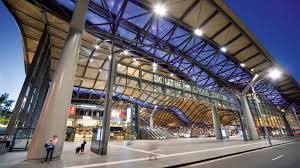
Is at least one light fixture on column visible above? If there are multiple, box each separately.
[99,69,102,72]
[153,3,167,16]
[240,63,246,67]
[194,28,203,36]
[108,55,112,60]
[220,47,227,53]
[251,68,254,72]
[90,58,94,62]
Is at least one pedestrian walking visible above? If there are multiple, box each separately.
[43,135,58,163]
[147,142,160,160]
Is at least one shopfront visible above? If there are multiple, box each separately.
[66,104,137,141]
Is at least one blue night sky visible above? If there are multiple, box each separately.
[0,1,300,105]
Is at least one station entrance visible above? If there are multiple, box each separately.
[4,0,299,161]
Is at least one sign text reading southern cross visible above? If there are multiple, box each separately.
[153,74,235,103]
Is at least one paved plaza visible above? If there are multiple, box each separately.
[0,136,298,168]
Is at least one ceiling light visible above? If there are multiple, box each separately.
[268,68,282,80]
[170,73,174,77]
[240,63,245,67]
[220,47,227,52]
[153,4,167,16]
[194,28,203,36]
[90,58,94,62]
[153,62,158,67]
[108,55,112,59]
[99,69,102,72]
[133,58,137,62]
[123,50,129,55]
[251,68,254,72]
[94,45,99,49]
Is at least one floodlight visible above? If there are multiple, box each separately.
[94,45,99,49]
[194,28,203,36]
[123,50,129,55]
[220,47,227,52]
[268,68,282,80]
[153,4,167,16]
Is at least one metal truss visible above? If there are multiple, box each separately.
[32,0,296,112]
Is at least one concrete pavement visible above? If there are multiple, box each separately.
[182,140,300,168]
[0,136,299,168]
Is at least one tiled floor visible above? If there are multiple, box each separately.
[0,136,297,168]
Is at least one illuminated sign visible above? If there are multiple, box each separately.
[69,106,76,116]
[111,110,125,119]
[153,74,234,103]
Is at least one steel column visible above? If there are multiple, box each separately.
[99,42,116,155]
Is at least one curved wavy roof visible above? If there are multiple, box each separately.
[4,0,300,116]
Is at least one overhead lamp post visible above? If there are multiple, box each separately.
[241,68,283,146]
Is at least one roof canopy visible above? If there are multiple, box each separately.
[4,0,300,114]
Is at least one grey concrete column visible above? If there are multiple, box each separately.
[211,102,223,140]
[99,42,116,155]
[27,0,89,160]
[240,95,259,140]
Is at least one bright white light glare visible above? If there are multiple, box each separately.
[99,69,102,72]
[123,50,129,55]
[108,55,112,59]
[220,47,227,52]
[251,68,254,72]
[153,4,167,16]
[240,63,245,67]
[194,28,203,36]
[133,58,137,62]
[94,45,99,49]
[170,73,174,76]
[268,68,282,80]
[153,62,158,67]
[90,58,94,62]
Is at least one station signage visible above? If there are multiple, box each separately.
[153,74,233,103]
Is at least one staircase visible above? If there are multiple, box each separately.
[140,127,176,140]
